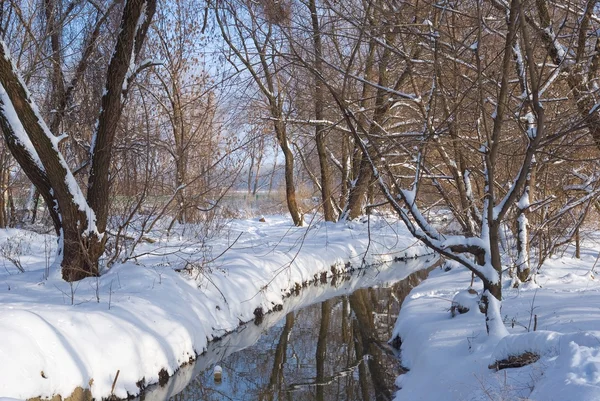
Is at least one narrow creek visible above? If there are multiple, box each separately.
[136,256,437,401]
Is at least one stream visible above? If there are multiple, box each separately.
[136,256,437,401]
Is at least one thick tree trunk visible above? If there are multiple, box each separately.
[479,223,507,335]
[61,228,104,282]
[87,0,156,234]
[0,0,155,281]
[345,156,373,220]
[309,0,336,222]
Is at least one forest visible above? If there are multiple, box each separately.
[1,0,600,400]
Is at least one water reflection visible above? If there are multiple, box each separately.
[137,258,435,401]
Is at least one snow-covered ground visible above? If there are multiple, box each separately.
[136,255,434,400]
[4,211,599,401]
[0,214,430,400]
[393,241,600,401]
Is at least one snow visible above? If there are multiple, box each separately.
[2,212,600,401]
[544,26,568,62]
[0,214,431,400]
[392,238,600,401]
[439,235,485,251]
[0,85,44,170]
[464,169,473,199]
[518,190,530,209]
[516,213,529,269]
[122,2,147,93]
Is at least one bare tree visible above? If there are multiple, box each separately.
[307,0,336,221]
[287,0,548,333]
[0,0,156,281]
[148,0,224,226]
[215,0,304,226]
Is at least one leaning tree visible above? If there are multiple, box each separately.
[0,0,156,281]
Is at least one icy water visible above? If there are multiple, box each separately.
[138,257,436,401]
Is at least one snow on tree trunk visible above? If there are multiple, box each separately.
[0,0,156,282]
[0,41,103,281]
[481,290,509,338]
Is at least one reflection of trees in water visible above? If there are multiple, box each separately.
[316,300,331,401]
[351,288,396,401]
[264,313,295,401]
[169,269,429,401]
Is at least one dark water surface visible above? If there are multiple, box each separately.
[138,257,436,401]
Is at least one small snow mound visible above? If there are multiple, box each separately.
[518,279,541,290]
[490,331,600,400]
[565,342,600,385]
[492,331,600,367]
[450,289,480,317]
[442,259,462,272]
[528,336,600,401]
[492,331,562,363]
[558,272,593,285]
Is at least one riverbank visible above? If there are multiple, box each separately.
[392,240,600,401]
[0,214,431,400]
[135,258,435,400]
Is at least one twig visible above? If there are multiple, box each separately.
[111,369,120,395]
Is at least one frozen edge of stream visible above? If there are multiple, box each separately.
[0,217,433,400]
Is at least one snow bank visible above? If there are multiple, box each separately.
[392,245,600,401]
[491,331,600,401]
[0,214,431,400]
[491,330,600,363]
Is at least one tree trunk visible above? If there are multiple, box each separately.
[575,228,581,259]
[276,123,303,226]
[252,143,263,195]
[0,0,155,281]
[339,135,350,211]
[171,76,188,224]
[479,223,507,336]
[345,156,373,220]
[87,0,156,234]
[0,153,5,228]
[309,0,336,222]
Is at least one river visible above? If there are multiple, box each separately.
[136,255,437,400]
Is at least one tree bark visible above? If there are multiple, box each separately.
[0,43,101,280]
[346,157,373,220]
[275,120,303,226]
[309,0,336,222]
[87,0,156,234]
[0,0,156,281]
